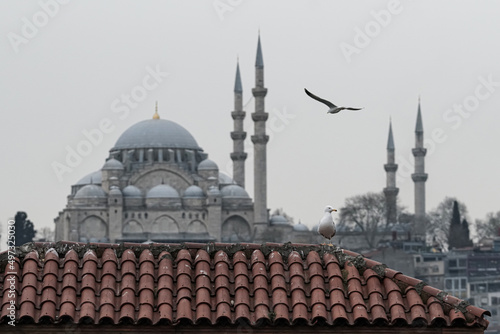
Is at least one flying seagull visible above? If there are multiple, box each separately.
[304,88,363,114]
[318,205,337,244]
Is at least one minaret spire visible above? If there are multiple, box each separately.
[230,59,247,187]
[384,119,399,225]
[411,97,428,242]
[251,33,269,230]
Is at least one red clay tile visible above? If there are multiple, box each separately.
[389,304,407,325]
[387,290,404,308]
[271,274,286,291]
[328,275,344,292]
[235,287,250,306]
[268,251,283,266]
[59,301,76,320]
[306,251,322,266]
[19,300,36,320]
[273,303,289,320]
[323,252,338,266]
[368,291,385,311]
[370,304,388,322]
[331,304,348,322]
[98,304,115,323]
[195,303,211,322]
[120,261,136,277]
[308,262,323,279]
[118,303,135,323]
[139,273,154,292]
[310,275,325,291]
[176,274,192,291]
[349,291,365,309]
[289,262,305,279]
[41,273,58,290]
[290,275,305,292]
[99,288,115,307]
[326,261,342,279]
[80,302,96,321]
[21,272,37,289]
[253,288,270,307]
[235,303,251,321]
[40,300,56,319]
[176,298,193,321]
[330,289,346,307]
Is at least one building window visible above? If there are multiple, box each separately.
[145,213,148,219]
[459,259,466,267]
[492,297,499,305]
[445,280,452,290]
[182,213,185,219]
[449,260,457,268]
[138,213,141,219]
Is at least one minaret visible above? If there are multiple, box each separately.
[251,34,269,225]
[411,98,428,242]
[230,59,247,187]
[383,119,399,224]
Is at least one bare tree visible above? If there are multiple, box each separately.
[339,192,388,249]
[36,226,55,242]
[427,197,469,251]
[475,211,500,240]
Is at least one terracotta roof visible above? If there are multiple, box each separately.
[0,242,490,328]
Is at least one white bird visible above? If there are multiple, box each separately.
[304,88,363,114]
[318,205,337,244]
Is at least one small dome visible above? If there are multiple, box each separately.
[109,186,122,196]
[102,158,124,170]
[219,172,236,185]
[74,184,107,198]
[208,186,221,196]
[146,184,180,198]
[122,185,142,198]
[198,158,218,170]
[76,171,102,185]
[293,221,309,231]
[184,185,204,198]
[270,215,290,225]
[220,185,249,198]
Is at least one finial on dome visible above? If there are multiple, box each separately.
[153,101,160,119]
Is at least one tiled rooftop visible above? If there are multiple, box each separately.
[0,242,490,329]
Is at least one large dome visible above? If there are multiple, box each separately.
[112,119,202,151]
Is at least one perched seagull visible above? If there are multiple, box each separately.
[318,205,337,244]
[304,88,363,114]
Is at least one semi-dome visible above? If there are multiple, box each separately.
[293,221,309,231]
[219,172,236,185]
[112,119,201,151]
[122,185,142,198]
[146,184,180,198]
[270,214,290,225]
[74,184,107,198]
[76,171,102,185]
[184,185,204,198]
[220,184,249,198]
[198,158,218,170]
[102,158,124,170]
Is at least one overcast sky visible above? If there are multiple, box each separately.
[1,0,499,247]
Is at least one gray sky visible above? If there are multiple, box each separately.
[1,0,499,246]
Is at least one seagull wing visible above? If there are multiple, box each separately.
[304,88,337,109]
[344,107,363,111]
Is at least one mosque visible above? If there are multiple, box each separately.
[54,36,428,247]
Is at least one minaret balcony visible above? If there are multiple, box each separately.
[383,187,399,196]
[230,152,248,161]
[411,173,428,182]
[252,87,268,97]
[251,135,269,144]
[384,163,398,172]
[412,148,427,157]
[231,111,246,120]
[251,113,269,122]
[231,131,247,140]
